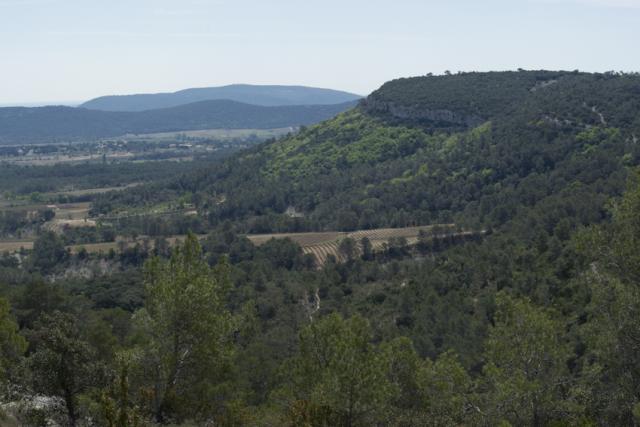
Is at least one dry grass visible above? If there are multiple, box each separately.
[0,240,33,252]
[247,231,346,247]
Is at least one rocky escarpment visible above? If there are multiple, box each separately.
[361,97,484,128]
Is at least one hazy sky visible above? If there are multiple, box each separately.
[1,0,639,105]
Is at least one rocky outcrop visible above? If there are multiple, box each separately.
[361,98,484,127]
[530,79,558,92]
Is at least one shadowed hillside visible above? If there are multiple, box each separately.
[0,100,357,144]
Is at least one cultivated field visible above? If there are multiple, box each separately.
[0,152,134,166]
[43,183,140,199]
[246,224,459,265]
[0,225,478,266]
[118,127,295,142]
[0,234,208,255]
[66,234,207,254]
[51,202,92,220]
[0,240,33,252]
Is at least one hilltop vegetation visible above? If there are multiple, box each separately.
[365,70,640,130]
[2,70,640,425]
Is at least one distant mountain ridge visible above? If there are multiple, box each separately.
[0,99,357,145]
[80,84,362,112]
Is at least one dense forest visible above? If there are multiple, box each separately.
[1,70,640,426]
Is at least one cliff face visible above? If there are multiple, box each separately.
[360,97,484,127]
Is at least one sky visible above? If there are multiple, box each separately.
[0,0,639,105]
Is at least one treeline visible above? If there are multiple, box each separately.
[0,208,54,237]
[0,160,212,198]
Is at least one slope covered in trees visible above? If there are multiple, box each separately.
[95,71,640,235]
[0,100,356,145]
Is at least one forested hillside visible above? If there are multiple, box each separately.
[0,100,356,144]
[2,70,640,426]
[95,71,640,234]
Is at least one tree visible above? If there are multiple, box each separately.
[14,281,67,328]
[416,351,477,426]
[27,311,102,427]
[285,313,395,426]
[386,236,408,258]
[360,237,373,261]
[134,233,236,423]
[416,229,432,253]
[30,231,68,273]
[576,173,640,424]
[100,351,144,427]
[581,273,640,425]
[0,298,27,380]
[380,336,423,424]
[336,211,358,231]
[42,208,56,222]
[481,292,574,426]
[338,237,358,262]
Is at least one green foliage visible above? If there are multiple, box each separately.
[337,237,357,261]
[481,292,575,425]
[263,109,437,177]
[283,313,395,426]
[30,231,68,273]
[576,172,640,424]
[0,298,26,380]
[415,350,477,426]
[26,311,104,427]
[100,351,145,427]
[133,233,236,423]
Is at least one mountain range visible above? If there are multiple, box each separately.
[80,84,362,112]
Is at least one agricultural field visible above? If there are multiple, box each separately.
[0,200,93,240]
[0,240,33,252]
[0,201,91,219]
[67,234,206,254]
[0,233,207,255]
[36,202,93,231]
[245,231,345,247]
[119,127,295,143]
[0,127,293,166]
[49,202,92,220]
[42,183,140,199]
[0,225,475,265]
[246,224,461,265]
